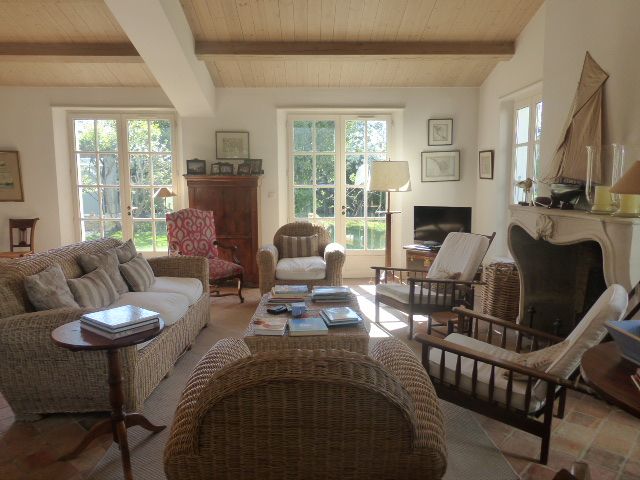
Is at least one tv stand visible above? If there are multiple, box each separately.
[403,245,438,273]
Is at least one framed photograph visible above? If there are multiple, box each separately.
[216,131,250,159]
[210,162,221,175]
[479,150,494,179]
[428,118,453,146]
[218,162,234,175]
[249,158,262,175]
[0,151,24,202]
[421,151,460,182]
[237,163,252,175]
[186,158,206,175]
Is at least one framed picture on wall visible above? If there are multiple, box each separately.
[479,150,494,179]
[0,151,24,202]
[428,118,453,146]
[421,151,460,182]
[216,131,250,159]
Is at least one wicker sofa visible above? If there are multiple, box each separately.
[164,337,447,480]
[0,238,210,418]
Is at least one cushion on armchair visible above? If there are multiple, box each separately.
[280,234,319,258]
[275,256,326,280]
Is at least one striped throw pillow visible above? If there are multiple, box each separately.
[280,234,320,259]
[67,269,119,309]
[78,249,129,295]
[115,239,137,264]
[119,254,155,292]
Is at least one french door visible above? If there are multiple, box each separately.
[288,114,391,268]
[71,113,177,252]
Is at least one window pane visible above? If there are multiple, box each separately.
[152,154,172,185]
[77,154,97,185]
[131,187,152,218]
[104,221,123,241]
[293,121,313,152]
[367,219,386,250]
[367,190,386,217]
[315,120,335,152]
[82,221,101,241]
[316,155,335,184]
[346,154,364,185]
[130,154,151,185]
[367,120,387,152]
[97,119,118,152]
[515,107,530,144]
[315,220,335,241]
[316,188,334,218]
[150,120,171,152]
[154,194,173,218]
[345,120,365,152]
[534,142,541,178]
[346,220,364,250]
[155,220,168,250]
[128,119,149,152]
[79,187,99,218]
[75,119,95,151]
[294,188,313,218]
[346,187,364,217]
[514,146,528,181]
[101,187,121,218]
[99,154,119,185]
[535,102,543,141]
[294,155,313,184]
[133,221,153,251]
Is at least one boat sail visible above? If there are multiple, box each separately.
[541,52,608,184]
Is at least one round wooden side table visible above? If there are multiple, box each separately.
[52,319,166,480]
[580,341,640,418]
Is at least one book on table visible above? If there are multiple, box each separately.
[320,307,362,327]
[311,286,351,302]
[251,317,288,336]
[81,321,159,340]
[272,285,309,295]
[288,317,328,336]
[81,305,160,332]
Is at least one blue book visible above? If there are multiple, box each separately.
[288,317,328,336]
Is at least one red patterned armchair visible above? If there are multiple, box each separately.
[166,208,244,302]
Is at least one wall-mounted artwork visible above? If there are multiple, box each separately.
[421,151,460,182]
[0,151,24,202]
[428,118,453,146]
[216,131,250,159]
[479,150,494,179]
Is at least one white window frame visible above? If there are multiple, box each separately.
[511,94,542,204]
[68,111,179,254]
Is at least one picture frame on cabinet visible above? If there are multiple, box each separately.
[237,163,252,175]
[210,163,221,175]
[186,158,206,175]
[218,162,234,175]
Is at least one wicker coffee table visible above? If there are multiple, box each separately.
[244,293,369,354]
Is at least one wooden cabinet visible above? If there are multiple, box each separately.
[405,247,438,275]
[185,175,261,286]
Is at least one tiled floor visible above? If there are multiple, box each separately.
[1,284,639,479]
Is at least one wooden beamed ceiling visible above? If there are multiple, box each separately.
[0,0,543,88]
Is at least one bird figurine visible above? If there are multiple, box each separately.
[515,178,535,205]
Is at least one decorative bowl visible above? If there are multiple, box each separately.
[550,183,584,205]
[605,320,640,366]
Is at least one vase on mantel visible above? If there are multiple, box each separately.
[585,144,624,214]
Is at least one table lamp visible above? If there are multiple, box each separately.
[610,161,640,217]
[154,187,176,212]
[368,161,411,267]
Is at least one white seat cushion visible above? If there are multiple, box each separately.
[376,283,455,305]
[427,333,544,412]
[428,232,490,282]
[275,256,326,281]
[148,276,203,305]
[109,292,189,327]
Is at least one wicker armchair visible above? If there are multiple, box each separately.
[164,338,447,480]
[257,221,345,294]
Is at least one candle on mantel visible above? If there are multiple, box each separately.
[592,185,612,209]
[617,194,640,215]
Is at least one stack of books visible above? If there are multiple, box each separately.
[320,307,362,327]
[251,317,288,336]
[288,317,328,336]
[311,286,351,303]
[81,305,160,340]
[267,285,309,304]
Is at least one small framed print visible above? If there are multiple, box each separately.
[186,158,206,175]
[428,118,453,146]
[218,162,234,175]
[216,131,249,159]
[249,158,262,175]
[237,163,252,175]
[0,151,24,202]
[421,151,460,182]
[210,163,221,175]
[479,150,494,179]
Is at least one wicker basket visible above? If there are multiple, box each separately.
[480,261,520,323]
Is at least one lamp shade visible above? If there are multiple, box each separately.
[155,187,176,198]
[611,161,640,194]
[368,161,411,192]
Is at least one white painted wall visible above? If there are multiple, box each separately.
[475,4,546,259]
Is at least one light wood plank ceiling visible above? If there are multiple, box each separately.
[181,0,543,87]
[0,0,157,87]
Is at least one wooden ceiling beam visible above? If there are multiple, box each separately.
[195,40,515,58]
[0,42,142,63]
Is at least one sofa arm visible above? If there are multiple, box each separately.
[164,338,250,464]
[324,242,345,285]
[370,338,447,474]
[147,256,209,291]
[257,244,278,294]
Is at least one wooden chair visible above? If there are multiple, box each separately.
[372,232,495,339]
[9,218,39,254]
[415,284,628,464]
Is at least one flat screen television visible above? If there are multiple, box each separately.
[414,206,472,245]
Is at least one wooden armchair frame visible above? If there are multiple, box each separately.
[415,306,582,464]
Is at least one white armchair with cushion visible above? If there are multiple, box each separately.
[257,222,346,294]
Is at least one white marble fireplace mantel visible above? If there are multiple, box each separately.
[508,205,640,291]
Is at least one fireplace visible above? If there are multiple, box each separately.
[508,206,640,335]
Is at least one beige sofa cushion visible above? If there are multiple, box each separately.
[275,256,326,281]
[110,291,189,327]
[148,277,203,305]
